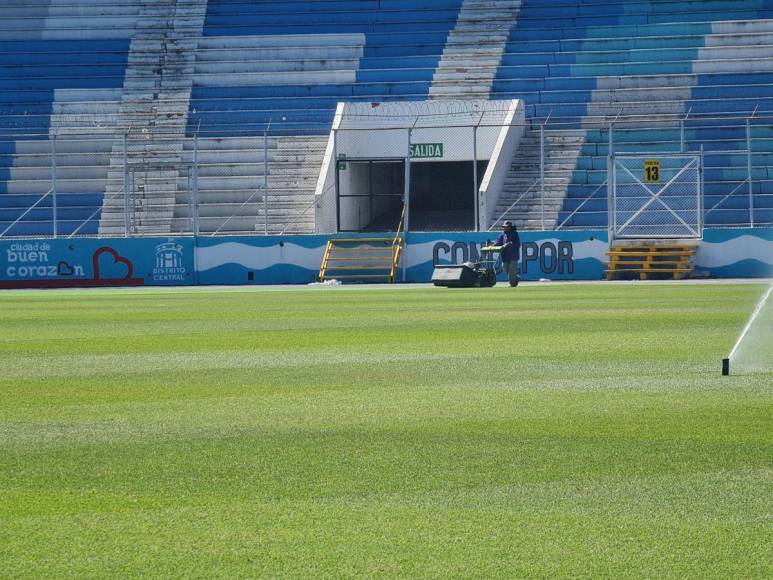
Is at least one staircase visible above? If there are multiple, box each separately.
[99,0,207,236]
[492,128,585,229]
[429,0,521,99]
[319,236,404,284]
[606,242,698,280]
[319,210,405,283]
[260,136,328,234]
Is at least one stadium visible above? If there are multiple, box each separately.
[0,0,771,576]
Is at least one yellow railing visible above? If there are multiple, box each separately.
[319,205,405,283]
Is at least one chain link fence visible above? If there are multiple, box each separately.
[0,112,771,239]
[611,155,702,239]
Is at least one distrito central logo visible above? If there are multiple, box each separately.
[152,239,186,282]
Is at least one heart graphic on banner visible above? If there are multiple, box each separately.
[57,261,75,276]
[92,247,135,280]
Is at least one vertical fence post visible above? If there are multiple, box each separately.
[193,133,199,236]
[189,136,194,234]
[472,124,479,231]
[747,118,754,228]
[402,127,412,283]
[607,121,614,240]
[123,132,130,237]
[333,128,338,233]
[539,123,545,230]
[404,127,412,233]
[264,129,269,235]
[51,135,58,238]
[699,144,705,235]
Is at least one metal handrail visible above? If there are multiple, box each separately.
[488,178,540,231]
[211,187,265,236]
[68,184,129,239]
[389,203,406,283]
[67,206,103,239]
[703,179,749,217]
[392,203,405,246]
[0,188,52,238]
[555,180,607,230]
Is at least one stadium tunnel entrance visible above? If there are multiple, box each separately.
[410,160,487,231]
[336,158,487,232]
[336,158,404,232]
[317,99,524,234]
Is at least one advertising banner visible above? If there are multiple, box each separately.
[404,231,609,282]
[695,228,773,278]
[195,231,610,285]
[0,237,195,289]
[196,235,328,286]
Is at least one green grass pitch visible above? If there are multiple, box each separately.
[0,283,770,577]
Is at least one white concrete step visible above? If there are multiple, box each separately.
[14,139,114,155]
[434,68,498,81]
[704,32,773,47]
[693,56,773,74]
[197,33,366,50]
[196,46,363,62]
[590,86,694,103]
[9,153,111,169]
[194,59,360,74]
[436,55,503,68]
[712,19,773,35]
[187,136,277,151]
[586,101,686,117]
[194,70,357,87]
[2,178,105,195]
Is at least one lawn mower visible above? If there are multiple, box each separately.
[431,243,503,288]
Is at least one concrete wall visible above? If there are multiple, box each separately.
[478,99,525,230]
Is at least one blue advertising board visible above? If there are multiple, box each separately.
[195,235,328,286]
[0,237,195,289]
[195,231,610,285]
[695,228,773,278]
[403,231,609,282]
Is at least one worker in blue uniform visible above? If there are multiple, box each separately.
[495,220,521,287]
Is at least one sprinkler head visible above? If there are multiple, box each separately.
[722,358,730,376]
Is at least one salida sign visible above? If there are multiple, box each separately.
[433,239,576,276]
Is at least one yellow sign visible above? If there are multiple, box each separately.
[644,159,660,183]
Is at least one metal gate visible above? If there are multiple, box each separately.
[610,155,702,239]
